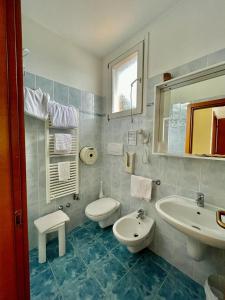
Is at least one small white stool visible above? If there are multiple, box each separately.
[34,211,70,263]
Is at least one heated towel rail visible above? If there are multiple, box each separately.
[45,119,79,203]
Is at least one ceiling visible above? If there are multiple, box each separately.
[22,0,180,57]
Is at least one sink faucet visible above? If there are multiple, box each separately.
[136,209,145,219]
[196,192,204,207]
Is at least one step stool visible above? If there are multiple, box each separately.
[34,210,70,263]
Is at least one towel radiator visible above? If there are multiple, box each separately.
[45,118,79,203]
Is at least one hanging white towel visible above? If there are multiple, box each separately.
[34,210,70,234]
[24,87,49,120]
[48,100,78,128]
[131,175,152,201]
[54,134,72,154]
[58,162,70,181]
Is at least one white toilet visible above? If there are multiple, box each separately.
[113,210,155,253]
[85,197,121,228]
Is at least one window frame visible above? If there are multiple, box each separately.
[108,41,144,119]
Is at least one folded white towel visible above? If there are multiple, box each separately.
[34,210,70,234]
[58,161,70,181]
[54,134,72,154]
[131,175,152,201]
[24,87,49,120]
[48,100,78,128]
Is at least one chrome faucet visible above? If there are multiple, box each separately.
[136,209,145,219]
[196,192,204,207]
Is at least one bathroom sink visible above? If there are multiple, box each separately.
[155,196,225,259]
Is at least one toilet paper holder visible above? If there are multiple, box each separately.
[73,194,79,200]
[79,146,98,165]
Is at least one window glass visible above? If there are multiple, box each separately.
[112,52,138,113]
[108,41,144,118]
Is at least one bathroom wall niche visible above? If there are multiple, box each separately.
[153,61,225,160]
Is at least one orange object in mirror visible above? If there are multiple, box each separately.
[216,210,225,229]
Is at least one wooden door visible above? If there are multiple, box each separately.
[0,0,30,299]
[216,118,225,155]
[211,113,218,154]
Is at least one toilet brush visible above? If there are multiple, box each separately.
[99,181,104,199]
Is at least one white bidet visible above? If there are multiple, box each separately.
[113,211,155,253]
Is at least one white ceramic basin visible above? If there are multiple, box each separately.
[156,195,225,250]
[113,211,155,253]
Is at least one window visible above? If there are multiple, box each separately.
[108,41,144,118]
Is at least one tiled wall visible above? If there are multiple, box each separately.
[24,72,105,249]
[100,48,225,285]
[25,48,225,285]
[168,103,187,154]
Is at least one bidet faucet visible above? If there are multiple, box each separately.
[136,209,145,219]
[196,192,204,207]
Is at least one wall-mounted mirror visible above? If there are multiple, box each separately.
[153,63,225,159]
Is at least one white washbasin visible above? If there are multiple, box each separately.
[155,195,225,252]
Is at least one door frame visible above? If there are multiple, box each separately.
[0,0,30,299]
[211,112,218,155]
[185,98,225,154]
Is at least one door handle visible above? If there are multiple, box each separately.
[216,210,225,229]
[14,209,22,226]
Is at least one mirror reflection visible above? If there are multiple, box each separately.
[158,74,225,157]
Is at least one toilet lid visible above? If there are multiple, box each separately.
[86,197,118,217]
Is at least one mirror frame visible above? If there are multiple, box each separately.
[152,61,225,161]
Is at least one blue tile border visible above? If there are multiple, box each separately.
[69,86,81,109]
[147,46,225,106]
[24,72,105,116]
[54,82,69,105]
[25,47,225,116]
[36,75,54,98]
[24,72,36,89]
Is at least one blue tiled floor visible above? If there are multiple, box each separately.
[30,220,205,300]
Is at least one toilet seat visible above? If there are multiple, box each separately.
[85,197,119,218]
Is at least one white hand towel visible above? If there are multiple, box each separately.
[131,175,152,201]
[58,162,70,181]
[54,134,72,154]
[34,210,70,234]
[48,100,78,128]
[24,87,49,120]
